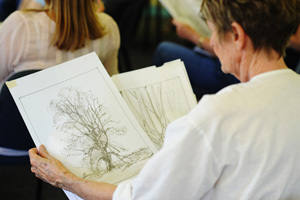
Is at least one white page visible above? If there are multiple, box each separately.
[7,52,158,200]
[160,0,211,37]
[111,59,197,149]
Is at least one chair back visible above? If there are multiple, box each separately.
[0,70,40,164]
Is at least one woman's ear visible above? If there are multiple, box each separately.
[231,22,246,50]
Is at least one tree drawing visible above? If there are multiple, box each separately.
[50,87,153,180]
[121,78,191,149]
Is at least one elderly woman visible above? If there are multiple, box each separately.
[0,0,119,88]
[29,0,300,199]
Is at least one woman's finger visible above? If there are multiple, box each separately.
[38,145,51,159]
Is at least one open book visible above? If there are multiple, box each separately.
[7,52,197,199]
[160,0,211,37]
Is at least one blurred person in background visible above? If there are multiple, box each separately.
[0,0,120,88]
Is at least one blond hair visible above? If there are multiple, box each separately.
[43,0,106,51]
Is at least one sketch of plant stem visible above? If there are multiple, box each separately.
[50,87,153,180]
[121,79,190,149]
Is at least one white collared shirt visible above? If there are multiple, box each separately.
[114,69,300,200]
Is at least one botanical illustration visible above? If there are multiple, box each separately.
[50,87,153,180]
[120,77,191,149]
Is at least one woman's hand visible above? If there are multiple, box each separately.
[172,19,215,55]
[29,145,74,190]
[172,19,202,45]
[290,25,300,52]
[29,145,117,200]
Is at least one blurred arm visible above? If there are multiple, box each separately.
[172,19,215,55]
[290,25,300,52]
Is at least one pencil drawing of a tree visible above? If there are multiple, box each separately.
[121,78,191,149]
[121,85,167,149]
[50,87,152,180]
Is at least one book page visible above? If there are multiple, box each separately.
[7,52,158,200]
[111,59,197,149]
[160,0,211,37]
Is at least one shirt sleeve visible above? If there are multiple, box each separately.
[113,180,134,200]
[113,113,223,200]
[0,11,28,83]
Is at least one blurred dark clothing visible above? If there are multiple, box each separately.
[0,0,21,21]
[285,47,300,71]
[103,0,148,71]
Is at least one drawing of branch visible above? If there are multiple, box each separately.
[50,87,152,180]
[121,86,166,148]
[121,78,190,149]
